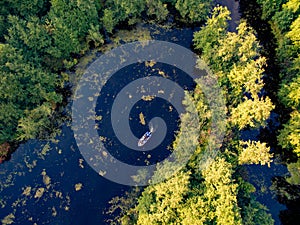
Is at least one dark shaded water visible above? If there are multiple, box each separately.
[95,61,195,166]
[0,126,128,224]
[245,162,288,225]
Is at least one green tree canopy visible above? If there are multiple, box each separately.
[278,110,300,156]
[175,0,213,22]
[279,74,300,109]
[46,0,100,61]
[193,6,231,65]
[0,44,61,143]
[6,15,51,63]
[257,0,285,20]
[102,0,145,33]
[286,159,300,185]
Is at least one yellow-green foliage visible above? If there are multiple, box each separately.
[193,6,231,64]
[278,111,300,156]
[230,96,275,130]
[136,171,190,224]
[227,57,265,98]
[194,14,275,130]
[16,103,53,141]
[286,159,300,185]
[287,16,300,47]
[130,157,243,225]
[279,75,300,109]
[114,6,276,225]
[238,140,273,167]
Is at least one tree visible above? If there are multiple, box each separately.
[102,8,118,34]
[193,6,231,65]
[0,102,22,143]
[269,0,300,68]
[238,140,273,167]
[242,199,275,225]
[201,157,242,225]
[102,0,146,33]
[45,0,100,61]
[135,171,190,225]
[230,97,274,130]
[0,1,10,41]
[5,0,48,18]
[194,15,275,129]
[278,74,300,109]
[213,21,261,72]
[278,111,300,156]
[16,103,53,141]
[287,16,300,48]
[6,15,51,63]
[272,0,299,35]
[0,43,61,143]
[257,0,285,20]
[257,0,300,204]
[227,57,266,104]
[86,24,104,48]
[146,0,169,22]
[175,0,213,23]
[119,157,244,225]
[230,96,274,130]
[286,159,300,185]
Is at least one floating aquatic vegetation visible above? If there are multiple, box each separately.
[22,186,31,196]
[145,60,156,67]
[37,143,51,160]
[139,112,146,125]
[141,95,156,101]
[75,183,83,191]
[158,69,169,78]
[41,170,51,187]
[52,206,57,217]
[34,187,45,198]
[24,156,37,172]
[1,213,15,225]
[79,159,84,168]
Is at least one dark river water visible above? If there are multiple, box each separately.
[1,127,126,225]
[95,61,195,166]
[0,2,291,224]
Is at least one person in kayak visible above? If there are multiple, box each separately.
[145,131,151,138]
[138,131,152,147]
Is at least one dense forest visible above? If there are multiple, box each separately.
[0,0,299,224]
